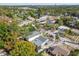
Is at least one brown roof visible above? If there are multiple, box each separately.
[47,44,74,56]
[52,46,70,56]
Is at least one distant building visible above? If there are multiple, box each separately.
[37,15,48,24]
[38,15,56,24]
[38,15,48,22]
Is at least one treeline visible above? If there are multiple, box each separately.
[0,7,37,20]
[0,6,79,19]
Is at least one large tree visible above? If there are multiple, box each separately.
[9,40,36,56]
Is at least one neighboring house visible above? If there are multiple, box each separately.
[38,15,48,22]
[32,36,49,53]
[26,31,49,53]
[38,15,56,24]
[26,31,41,41]
[58,26,70,33]
[46,44,74,56]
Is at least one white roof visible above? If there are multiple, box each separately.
[58,26,70,30]
[26,31,41,41]
[39,15,48,21]
[32,36,48,47]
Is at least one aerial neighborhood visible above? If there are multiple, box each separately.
[0,5,79,56]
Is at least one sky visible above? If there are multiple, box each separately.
[0,0,79,5]
[0,3,79,5]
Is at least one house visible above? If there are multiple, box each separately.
[38,15,48,22]
[50,46,70,56]
[37,15,48,24]
[26,31,49,53]
[38,15,56,24]
[58,26,70,32]
[26,31,41,41]
[32,36,49,53]
[46,44,74,56]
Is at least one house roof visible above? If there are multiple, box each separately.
[27,31,40,38]
[52,46,69,56]
[39,15,48,21]
[58,26,70,30]
[39,15,57,22]
[32,36,48,47]
[26,31,41,41]
[47,44,73,56]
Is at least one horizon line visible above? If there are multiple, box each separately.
[0,3,79,5]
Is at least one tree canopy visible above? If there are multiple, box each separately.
[10,40,36,56]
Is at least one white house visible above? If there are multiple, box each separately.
[26,31,49,53]
[26,31,41,41]
[38,15,56,24]
[58,26,70,32]
[32,36,49,53]
[37,15,48,24]
[39,15,48,22]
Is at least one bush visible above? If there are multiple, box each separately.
[70,49,79,56]
[0,40,4,49]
